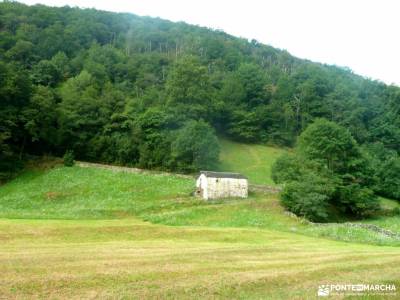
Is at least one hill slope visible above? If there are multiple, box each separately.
[1,163,399,246]
[218,139,286,185]
[1,1,399,177]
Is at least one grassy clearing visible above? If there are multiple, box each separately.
[380,197,400,210]
[1,218,399,299]
[218,139,287,185]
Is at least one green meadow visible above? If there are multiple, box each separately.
[0,142,399,299]
[218,139,287,185]
[1,217,399,299]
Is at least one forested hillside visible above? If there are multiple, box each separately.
[1,1,399,178]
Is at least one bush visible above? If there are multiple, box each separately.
[280,173,335,222]
[336,184,380,217]
[63,150,75,167]
[0,155,23,182]
[275,119,382,222]
[362,143,400,200]
[271,153,303,184]
[272,152,336,185]
[393,207,400,216]
[376,158,400,200]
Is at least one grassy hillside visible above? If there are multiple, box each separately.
[1,165,399,245]
[0,166,193,219]
[218,139,287,185]
[1,164,399,298]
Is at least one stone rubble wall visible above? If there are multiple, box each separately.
[284,211,400,239]
[249,184,282,194]
[76,161,193,179]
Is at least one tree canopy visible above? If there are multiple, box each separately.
[273,119,380,221]
[0,2,399,180]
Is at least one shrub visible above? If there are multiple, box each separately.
[271,153,303,184]
[336,184,380,217]
[376,158,400,200]
[63,150,75,167]
[276,119,382,222]
[0,155,23,182]
[362,143,400,200]
[393,207,400,216]
[280,173,335,222]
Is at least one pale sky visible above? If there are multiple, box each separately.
[19,0,400,86]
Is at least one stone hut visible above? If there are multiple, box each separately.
[195,171,248,200]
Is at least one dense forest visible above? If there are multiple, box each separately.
[1,2,399,188]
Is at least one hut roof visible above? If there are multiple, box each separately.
[199,171,247,179]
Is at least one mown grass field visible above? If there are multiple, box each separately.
[0,162,399,299]
[1,218,400,299]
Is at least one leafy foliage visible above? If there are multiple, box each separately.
[297,119,360,173]
[376,159,400,200]
[63,150,75,167]
[0,2,399,175]
[271,153,304,184]
[281,172,335,221]
[273,119,380,220]
[335,184,380,217]
[170,121,220,172]
[363,143,400,200]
